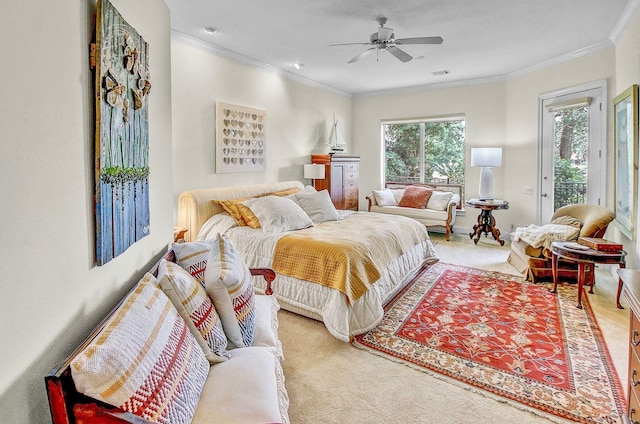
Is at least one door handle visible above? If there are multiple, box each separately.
[541,193,548,197]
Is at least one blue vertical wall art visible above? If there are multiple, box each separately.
[94,0,151,265]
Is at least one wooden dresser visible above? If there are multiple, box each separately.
[618,268,640,424]
[311,154,360,211]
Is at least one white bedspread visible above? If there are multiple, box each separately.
[213,212,439,342]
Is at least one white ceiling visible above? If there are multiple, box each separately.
[165,0,632,95]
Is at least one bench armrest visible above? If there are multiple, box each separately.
[250,268,276,295]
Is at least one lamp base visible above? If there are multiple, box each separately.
[478,167,494,200]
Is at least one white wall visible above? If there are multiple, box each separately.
[0,1,173,422]
[503,47,615,236]
[171,39,352,215]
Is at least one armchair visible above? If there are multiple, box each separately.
[507,204,615,283]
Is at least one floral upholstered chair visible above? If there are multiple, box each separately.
[507,204,615,283]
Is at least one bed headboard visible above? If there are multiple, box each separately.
[177,180,305,242]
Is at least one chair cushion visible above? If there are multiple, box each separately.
[191,347,290,424]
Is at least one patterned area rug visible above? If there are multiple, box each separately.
[353,263,626,423]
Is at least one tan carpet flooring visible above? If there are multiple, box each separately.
[278,232,630,423]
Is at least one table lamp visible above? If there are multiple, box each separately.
[303,163,325,186]
[471,147,502,200]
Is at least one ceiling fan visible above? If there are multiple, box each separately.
[331,17,443,64]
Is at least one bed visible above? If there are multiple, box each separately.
[177,180,439,342]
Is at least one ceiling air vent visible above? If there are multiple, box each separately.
[432,70,450,76]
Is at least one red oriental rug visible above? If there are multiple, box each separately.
[353,263,626,423]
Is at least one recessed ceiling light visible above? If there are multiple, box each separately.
[292,63,305,69]
[414,56,426,60]
[432,70,450,76]
[203,27,219,34]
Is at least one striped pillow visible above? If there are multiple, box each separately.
[204,234,256,348]
[172,239,217,284]
[70,273,209,424]
[157,259,229,363]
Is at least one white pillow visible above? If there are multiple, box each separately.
[295,189,340,223]
[242,196,313,234]
[390,189,405,204]
[372,189,398,206]
[196,213,238,241]
[426,191,454,211]
[204,234,256,348]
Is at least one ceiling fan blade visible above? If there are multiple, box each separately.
[395,36,444,45]
[329,42,371,47]
[387,46,413,62]
[348,47,376,63]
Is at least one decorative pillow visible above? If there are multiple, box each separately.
[295,189,340,223]
[551,215,583,229]
[236,203,262,229]
[390,188,405,204]
[157,259,229,363]
[372,189,398,206]
[242,196,313,234]
[204,234,256,348]
[426,191,454,211]
[398,186,433,208]
[267,187,301,197]
[71,273,209,424]
[197,213,238,241]
[172,239,217,284]
[215,198,250,226]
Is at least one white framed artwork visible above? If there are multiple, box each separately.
[215,102,266,173]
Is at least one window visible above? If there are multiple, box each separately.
[383,117,465,186]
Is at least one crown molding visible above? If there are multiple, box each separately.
[352,75,506,98]
[171,30,352,98]
[505,40,613,80]
[610,0,640,42]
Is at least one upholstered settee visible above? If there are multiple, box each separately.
[45,245,289,424]
[366,184,460,241]
[507,204,615,283]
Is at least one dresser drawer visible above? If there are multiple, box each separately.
[344,197,359,210]
[632,312,640,360]
[629,379,640,424]
[345,162,359,172]
[344,179,358,190]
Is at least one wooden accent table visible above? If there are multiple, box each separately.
[466,198,509,246]
[616,268,640,424]
[550,241,626,309]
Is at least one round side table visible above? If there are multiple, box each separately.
[466,199,509,246]
[550,241,626,309]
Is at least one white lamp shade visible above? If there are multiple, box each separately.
[304,163,325,179]
[470,147,502,167]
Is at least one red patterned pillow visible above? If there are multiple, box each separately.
[158,259,229,363]
[71,273,209,424]
[398,186,434,208]
[204,234,256,348]
[172,239,217,285]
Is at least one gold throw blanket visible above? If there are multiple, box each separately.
[272,213,429,304]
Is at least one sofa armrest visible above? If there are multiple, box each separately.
[251,268,276,295]
[365,194,376,211]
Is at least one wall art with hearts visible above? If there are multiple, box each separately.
[93,0,151,265]
[215,102,266,173]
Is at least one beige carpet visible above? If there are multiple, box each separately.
[278,232,630,423]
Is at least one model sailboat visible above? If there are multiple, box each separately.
[328,114,346,153]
